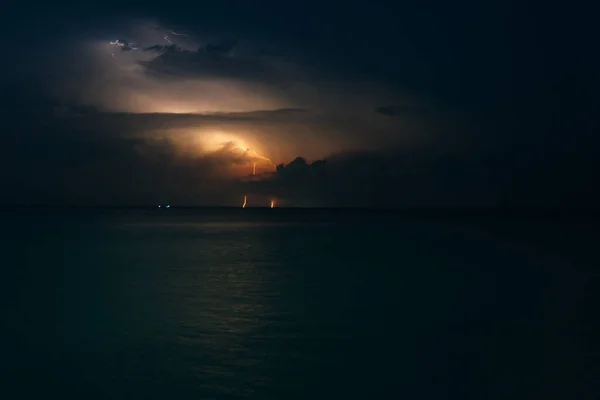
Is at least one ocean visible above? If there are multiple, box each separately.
[1,208,597,399]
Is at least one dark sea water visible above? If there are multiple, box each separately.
[1,208,597,399]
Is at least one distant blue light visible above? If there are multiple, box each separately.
[166,204,171,209]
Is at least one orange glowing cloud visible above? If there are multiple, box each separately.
[41,18,446,180]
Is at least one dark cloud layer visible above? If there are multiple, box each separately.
[138,42,302,83]
[237,147,599,208]
[1,1,598,207]
[1,114,597,208]
[375,106,431,117]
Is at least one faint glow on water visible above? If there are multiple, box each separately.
[116,221,337,230]
[0,209,596,398]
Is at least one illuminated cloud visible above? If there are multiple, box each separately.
[0,15,484,206]
[1,3,595,208]
[50,108,348,166]
[36,18,422,120]
[3,15,457,191]
[34,20,281,114]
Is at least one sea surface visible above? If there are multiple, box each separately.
[0,208,597,399]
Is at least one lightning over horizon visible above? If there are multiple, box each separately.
[2,4,595,399]
[248,150,275,168]
[224,143,276,175]
[245,149,275,175]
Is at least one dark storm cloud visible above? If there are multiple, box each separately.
[138,42,299,82]
[237,147,600,208]
[111,39,138,51]
[143,44,180,52]
[11,94,436,166]
[41,109,314,157]
[375,105,431,117]
[2,1,597,208]
[57,107,309,126]
[25,18,410,116]
[0,123,252,206]
[205,40,238,55]
[46,107,321,154]
[3,97,597,208]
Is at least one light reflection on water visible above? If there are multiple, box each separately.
[0,209,596,399]
[116,221,337,230]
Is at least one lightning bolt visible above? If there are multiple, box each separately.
[109,40,122,60]
[246,150,275,175]
[226,144,275,175]
[247,150,275,167]
[245,149,275,175]
[164,35,172,44]
[109,39,139,60]
[171,30,188,37]
[270,200,275,208]
[242,196,247,208]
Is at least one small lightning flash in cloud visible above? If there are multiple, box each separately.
[248,150,276,168]
[170,30,188,37]
[109,39,139,58]
[225,143,276,175]
[246,149,275,175]
[115,39,138,48]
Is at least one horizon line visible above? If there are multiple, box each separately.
[0,205,598,213]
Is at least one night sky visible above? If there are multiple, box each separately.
[1,1,597,207]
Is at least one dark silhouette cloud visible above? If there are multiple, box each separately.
[57,107,310,125]
[138,43,299,82]
[143,44,181,53]
[2,110,597,208]
[236,147,599,209]
[375,105,430,117]
[0,125,251,206]
[205,40,238,55]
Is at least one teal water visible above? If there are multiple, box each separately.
[1,209,597,399]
